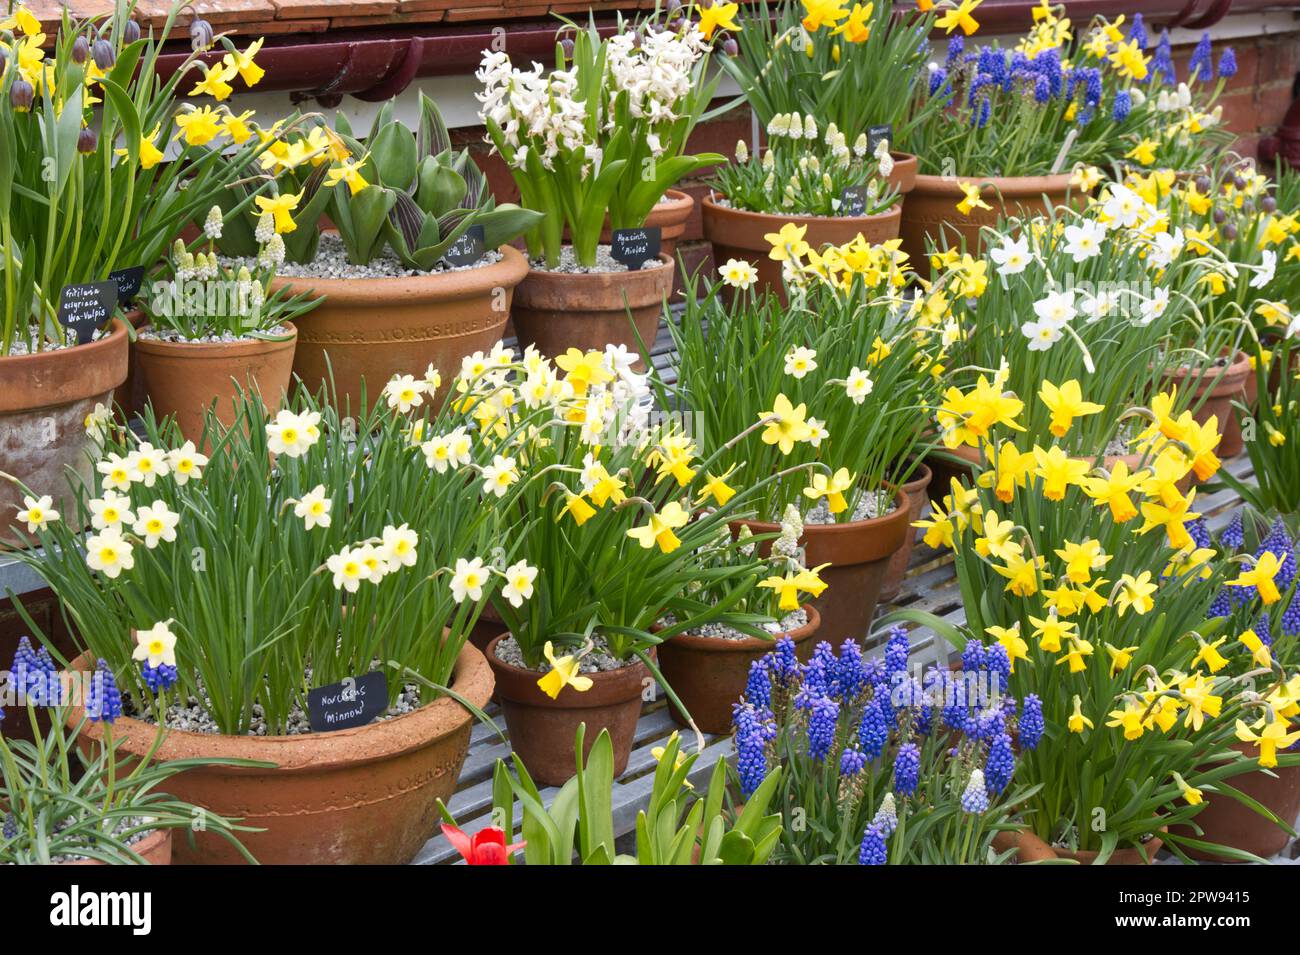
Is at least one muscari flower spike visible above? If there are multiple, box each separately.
[1151,30,1176,85]
[873,792,899,836]
[1020,695,1045,751]
[86,659,122,724]
[1221,512,1245,550]
[894,742,921,795]
[1112,88,1131,122]
[985,732,1015,794]
[733,702,775,798]
[1188,33,1214,82]
[1219,47,1237,79]
[141,661,179,693]
[960,769,990,814]
[806,693,840,763]
[859,694,891,760]
[743,658,771,709]
[840,746,868,778]
[858,822,888,865]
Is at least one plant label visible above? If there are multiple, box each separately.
[442,224,486,268]
[108,265,147,306]
[306,671,389,733]
[867,124,893,153]
[57,281,118,345]
[840,187,869,216]
[611,227,661,271]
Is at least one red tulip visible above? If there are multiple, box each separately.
[441,823,526,865]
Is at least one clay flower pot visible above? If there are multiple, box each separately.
[1223,367,1260,459]
[67,644,493,865]
[995,828,1164,864]
[879,463,932,603]
[886,152,920,195]
[656,605,821,735]
[112,308,149,417]
[702,193,903,304]
[510,253,674,365]
[271,244,528,413]
[63,828,173,866]
[898,173,1076,271]
[736,489,911,646]
[600,189,696,261]
[0,318,129,548]
[133,324,298,445]
[1171,742,1300,861]
[1162,351,1251,459]
[486,634,651,787]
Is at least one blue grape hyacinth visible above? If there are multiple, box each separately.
[858,822,888,866]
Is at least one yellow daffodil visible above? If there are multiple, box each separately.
[1105,643,1138,676]
[759,571,806,612]
[794,564,830,598]
[698,1,740,39]
[1056,638,1094,673]
[1038,379,1104,438]
[626,501,690,554]
[254,191,302,234]
[175,105,223,146]
[1178,673,1223,731]
[325,158,369,196]
[1068,695,1093,733]
[537,641,594,699]
[1228,551,1284,605]
[555,348,613,395]
[560,492,597,526]
[936,0,982,35]
[956,181,992,215]
[831,2,873,43]
[759,394,813,454]
[1235,717,1300,768]
[1113,571,1157,617]
[1033,445,1089,501]
[1028,610,1074,653]
[189,60,238,101]
[995,552,1049,598]
[804,467,855,514]
[1173,773,1204,806]
[1239,629,1273,669]
[1054,538,1110,585]
[975,511,1022,562]
[766,222,811,261]
[221,37,266,87]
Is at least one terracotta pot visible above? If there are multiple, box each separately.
[63,827,173,866]
[656,605,822,735]
[133,324,298,446]
[879,463,932,603]
[0,319,129,548]
[887,152,920,195]
[486,634,651,787]
[271,244,528,413]
[736,489,911,646]
[702,194,903,304]
[1171,742,1300,861]
[112,308,149,417]
[899,173,1076,271]
[995,827,1165,864]
[67,644,493,865]
[599,189,695,261]
[1162,351,1251,459]
[510,253,673,365]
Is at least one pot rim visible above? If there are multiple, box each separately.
[61,826,172,866]
[132,321,299,358]
[522,251,674,281]
[655,187,695,211]
[269,243,529,304]
[65,643,492,772]
[739,486,911,537]
[907,171,1076,195]
[1161,349,1252,392]
[661,604,821,653]
[0,317,130,413]
[701,191,904,228]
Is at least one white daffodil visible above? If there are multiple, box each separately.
[447,428,473,468]
[132,500,180,548]
[168,441,209,486]
[1032,289,1077,329]
[15,495,57,533]
[96,452,134,492]
[327,546,366,593]
[86,528,135,579]
[481,455,518,498]
[292,485,332,529]
[381,523,419,571]
[450,557,487,603]
[501,560,538,608]
[125,443,170,487]
[266,409,322,458]
[133,620,178,669]
[1250,249,1277,290]
[784,346,818,380]
[1138,287,1171,326]
[384,374,427,412]
[989,234,1031,275]
[845,367,873,404]
[720,258,758,290]
[805,417,828,448]
[1021,320,1063,351]
[1063,220,1106,262]
[83,402,113,442]
[89,491,134,531]
[356,543,387,584]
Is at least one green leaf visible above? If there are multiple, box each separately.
[717,830,757,865]
[368,122,418,190]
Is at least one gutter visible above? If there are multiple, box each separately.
[155,1,1284,103]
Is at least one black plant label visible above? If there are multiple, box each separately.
[58,281,118,345]
[867,124,893,154]
[108,265,147,306]
[306,671,389,733]
[611,226,661,271]
[840,187,869,216]
[443,224,486,268]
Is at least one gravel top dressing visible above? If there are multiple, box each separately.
[528,245,665,274]
[494,633,634,673]
[229,232,503,281]
[804,491,897,525]
[659,608,809,641]
[7,326,109,355]
[138,325,291,345]
[4,817,155,864]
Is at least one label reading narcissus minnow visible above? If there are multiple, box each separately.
[867,124,893,154]
[306,671,389,733]
[58,281,119,345]
[442,225,487,268]
[109,265,147,305]
[611,226,661,271]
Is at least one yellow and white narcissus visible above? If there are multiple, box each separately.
[291,485,333,530]
[266,409,322,458]
[85,528,135,579]
[132,500,181,548]
[133,620,179,669]
[15,494,58,533]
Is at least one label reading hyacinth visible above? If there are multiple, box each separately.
[442,225,487,268]
[109,265,147,306]
[58,281,119,345]
[611,226,661,271]
[307,671,389,733]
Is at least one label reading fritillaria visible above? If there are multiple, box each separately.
[306,671,389,733]
[611,226,661,271]
[57,281,118,345]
